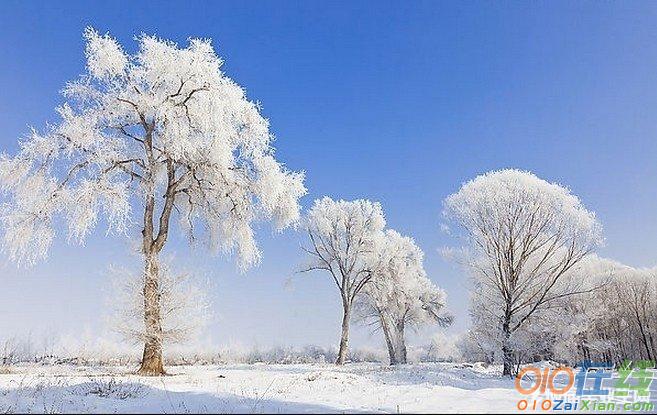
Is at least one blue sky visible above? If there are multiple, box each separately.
[1,1,657,351]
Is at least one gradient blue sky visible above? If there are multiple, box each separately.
[1,1,657,351]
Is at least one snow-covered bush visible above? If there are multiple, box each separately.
[74,378,146,400]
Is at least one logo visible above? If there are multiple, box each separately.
[514,360,655,412]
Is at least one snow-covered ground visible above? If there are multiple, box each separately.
[0,362,520,413]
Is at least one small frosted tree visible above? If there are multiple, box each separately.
[110,262,210,348]
[443,169,602,376]
[357,230,452,364]
[300,197,385,364]
[0,28,306,375]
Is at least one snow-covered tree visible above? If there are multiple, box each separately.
[300,197,385,364]
[443,169,603,376]
[461,254,657,368]
[356,230,451,364]
[0,28,306,375]
[556,262,657,364]
[619,269,657,361]
[545,256,621,364]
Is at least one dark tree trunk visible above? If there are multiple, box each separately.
[635,309,654,361]
[502,311,515,377]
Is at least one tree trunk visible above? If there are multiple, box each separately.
[379,313,397,365]
[634,309,653,361]
[501,312,514,377]
[336,303,351,365]
[135,122,173,376]
[395,320,407,364]
[502,343,514,377]
[648,333,656,363]
[137,251,165,375]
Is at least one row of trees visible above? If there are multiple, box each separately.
[444,169,656,376]
[0,28,451,374]
[556,262,657,365]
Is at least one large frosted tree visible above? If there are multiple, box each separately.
[0,28,306,375]
[301,197,385,364]
[443,169,602,376]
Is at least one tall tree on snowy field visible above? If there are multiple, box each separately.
[0,28,306,375]
[443,169,603,376]
[300,197,385,365]
[356,230,452,364]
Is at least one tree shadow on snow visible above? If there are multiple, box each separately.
[0,380,367,414]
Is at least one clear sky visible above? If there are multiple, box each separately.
[1,1,657,353]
